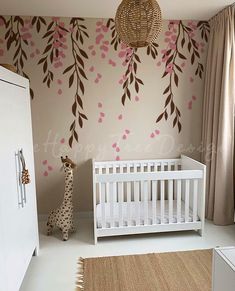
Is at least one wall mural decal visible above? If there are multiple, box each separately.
[0,15,209,213]
[0,16,209,147]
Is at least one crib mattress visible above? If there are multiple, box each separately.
[96,200,199,228]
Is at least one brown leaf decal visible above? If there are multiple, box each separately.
[64,18,89,148]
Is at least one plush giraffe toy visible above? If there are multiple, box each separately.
[47,156,76,241]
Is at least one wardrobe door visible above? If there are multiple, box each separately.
[0,71,39,291]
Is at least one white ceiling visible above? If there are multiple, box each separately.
[0,0,234,20]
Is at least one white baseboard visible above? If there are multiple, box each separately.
[38,211,93,222]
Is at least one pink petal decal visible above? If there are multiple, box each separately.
[60,138,65,144]
[43,160,47,165]
[116,156,120,161]
[155,130,160,135]
[112,143,117,148]
[48,166,53,171]
[43,171,48,177]
[150,133,155,138]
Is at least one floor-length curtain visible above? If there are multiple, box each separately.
[201,5,235,225]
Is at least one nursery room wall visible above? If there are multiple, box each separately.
[0,16,209,214]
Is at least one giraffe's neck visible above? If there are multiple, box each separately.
[64,170,73,202]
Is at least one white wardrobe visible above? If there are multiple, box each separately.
[0,67,39,291]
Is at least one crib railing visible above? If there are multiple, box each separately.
[92,155,206,243]
[94,158,181,175]
[95,170,202,227]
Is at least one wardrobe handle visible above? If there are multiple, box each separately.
[15,151,24,208]
[19,149,27,204]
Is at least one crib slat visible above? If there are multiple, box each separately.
[154,163,158,172]
[140,164,144,201]
[167,162,171,171]
[144,181,148,225]
[101,183,106,228]
[147,163,151,200]
[126,165,131,226]
[185,179,190,222]
[193,179,198,222]
[174,161,178,171]
[168,180,173,223]
[134,182,140,226]
[177,180,182,223]
[98,168,102,204]
[152,180,157,225]
[118,164,124,227]
[105,166,109,203]
[109,182,114,228]
[113,165,117,202]
[160,180,165,224]
[118,182,124,227]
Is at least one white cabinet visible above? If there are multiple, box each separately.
[213,247,235,291]
[0,67,39,291]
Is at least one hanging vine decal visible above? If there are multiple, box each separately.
[106,18,120,51]
[156,20,207,132]
[121,48,144,105]
[197,21,210,43]
[38,18,69,88]
[146,42,159,59]
[63,17,89,147]
[106,18,146,106]
[4,16,35,98]
[31,17,46,33]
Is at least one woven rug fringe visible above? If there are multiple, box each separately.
[76,257,85,290]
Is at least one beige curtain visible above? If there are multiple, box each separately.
[201,6,235,225]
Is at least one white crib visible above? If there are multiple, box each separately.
[92,155,206,244]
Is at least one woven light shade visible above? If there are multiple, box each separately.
[115,0,162,48]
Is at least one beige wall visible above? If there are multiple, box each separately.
[0,16,209,214]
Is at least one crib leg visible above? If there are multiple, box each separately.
[94,234,97,245]
[198,228,204,237]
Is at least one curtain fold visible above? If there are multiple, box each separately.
[201,6,235,225]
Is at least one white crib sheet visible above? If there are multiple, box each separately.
[96,200,199,228]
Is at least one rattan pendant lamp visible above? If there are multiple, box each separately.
[115,0,162,48]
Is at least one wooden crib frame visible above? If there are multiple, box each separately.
[92,155,206,244]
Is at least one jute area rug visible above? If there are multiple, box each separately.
[77,249,212,291]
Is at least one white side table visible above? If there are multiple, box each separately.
[213,247,235,291]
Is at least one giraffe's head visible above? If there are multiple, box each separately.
[61,156,76,173]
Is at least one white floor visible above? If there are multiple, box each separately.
[20,219,235,291]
